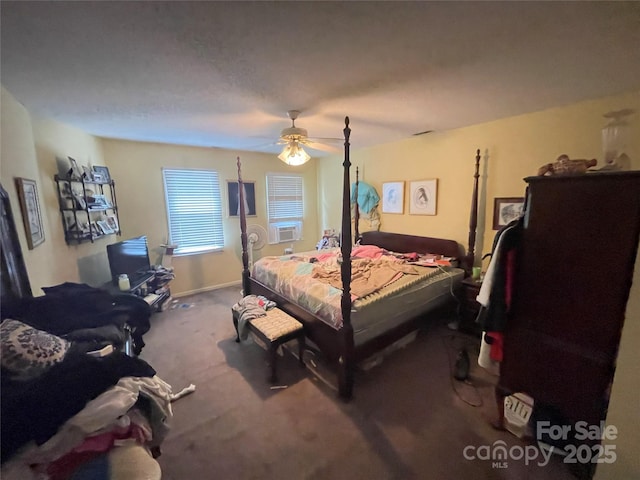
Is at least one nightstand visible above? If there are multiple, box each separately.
[460,277,483,337]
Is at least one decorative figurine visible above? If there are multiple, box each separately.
[537,154,597,176]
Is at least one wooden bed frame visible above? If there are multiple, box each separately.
[237,117,481,399]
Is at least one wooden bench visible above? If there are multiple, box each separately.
[233,307,305,383]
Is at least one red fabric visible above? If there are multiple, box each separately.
[486,332,504,362]
[46,423,146,480]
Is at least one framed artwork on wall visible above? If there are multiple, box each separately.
[493,197,525,230]
[381,181,404,214]
[409,179,438,215]
[14,177,45,249]
[227,181,256,217]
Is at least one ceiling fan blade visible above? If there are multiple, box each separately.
[303,141,341,153]
[307,136,343,144]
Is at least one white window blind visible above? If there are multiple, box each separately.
[266,173,303,243]
[163,168,224,255]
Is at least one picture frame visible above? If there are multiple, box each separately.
[90,221,101,237]
[227,181,256,217]
[97,219,114,235]
[381,181,404,214]
[105,214,119,233]
[92,166,111,184]
[493,197,525,230]
[14,177,45,249]
[82,165,93,181]
[67,156,82,180]
[409,179,438,215]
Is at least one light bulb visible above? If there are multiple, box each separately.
[278,142,310,166]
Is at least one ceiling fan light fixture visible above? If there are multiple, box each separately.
[278,142,310,166]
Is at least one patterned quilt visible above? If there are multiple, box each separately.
[251,245,446,329]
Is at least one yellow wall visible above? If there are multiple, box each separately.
[1,87,111,293]
[100,139,319,295]
[319,90,640,264]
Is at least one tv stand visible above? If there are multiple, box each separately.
[106,269,173,313]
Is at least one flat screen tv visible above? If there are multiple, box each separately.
[106,235,153,287]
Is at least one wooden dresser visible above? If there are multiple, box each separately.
[496,172,640,478]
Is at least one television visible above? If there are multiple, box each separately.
[106,235,153,288]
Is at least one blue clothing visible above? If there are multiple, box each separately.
[350,181,380,214]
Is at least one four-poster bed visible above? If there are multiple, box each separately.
[237,117,481,399]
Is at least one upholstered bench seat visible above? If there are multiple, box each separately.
[233,307,305,383]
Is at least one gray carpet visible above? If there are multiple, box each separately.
[140,286,576,480]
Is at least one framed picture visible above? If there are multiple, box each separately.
[381,181,404,214]
[92,166,111,184]
[227,181,256,217]
[90,221,102,237]
[105,215,119,233]
[493,197,525,230]
[82,165,93,181]
[14,177,45,249]
[409,179,438,215]
[97,219,114,235]
[67,156,82,180]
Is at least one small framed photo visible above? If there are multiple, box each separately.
[227,181,256,217]
[82,165,93,181]
[381,181,404,214]
[493,197,525,230]
[90,221,101,236]
[92,166,111,184]
[97,219,114,235]
[14,177,45,249]
[409,179,438,215]
[67,157,82,180]
[105,215,119,233]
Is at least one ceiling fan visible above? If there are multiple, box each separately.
[274,110,342,165]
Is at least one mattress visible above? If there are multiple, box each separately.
[251,248,464,345]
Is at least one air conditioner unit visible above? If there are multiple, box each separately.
[269,222,302,244]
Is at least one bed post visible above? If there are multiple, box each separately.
[465,149,481,273]
[354,166,360,244]
[237,156,251,296]
[338,117,355,400]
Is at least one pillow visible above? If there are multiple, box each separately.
[0,318,70,381]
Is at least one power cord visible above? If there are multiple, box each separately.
[441,333,484,408]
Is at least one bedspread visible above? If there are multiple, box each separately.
[251,247,447,329]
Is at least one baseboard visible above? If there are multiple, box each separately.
[172,280,241,298]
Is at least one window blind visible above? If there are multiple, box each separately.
[266,173,304,222]
[162,168,224,255]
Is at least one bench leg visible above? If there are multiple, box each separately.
[269,345,278,383]
[298,336,305,367]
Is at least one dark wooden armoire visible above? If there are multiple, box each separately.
[495,171,640,477]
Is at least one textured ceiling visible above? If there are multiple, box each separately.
[2,1,639,156]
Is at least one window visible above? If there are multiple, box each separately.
[163,168,224,255]
[266,173,303,244]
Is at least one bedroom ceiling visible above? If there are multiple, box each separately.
[2,1,639,157]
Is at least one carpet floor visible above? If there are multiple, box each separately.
[140,286,577,480]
